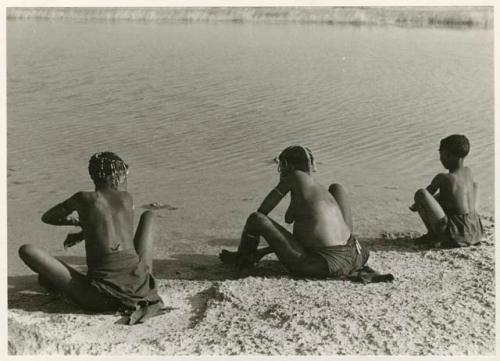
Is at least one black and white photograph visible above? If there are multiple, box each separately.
[4,1,496,356]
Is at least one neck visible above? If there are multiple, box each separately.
[94,183,117,191]
[448,158,464,172]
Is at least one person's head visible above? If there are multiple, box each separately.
[88,151,128,189]
[439,134,470,169]
[277,145,316,174]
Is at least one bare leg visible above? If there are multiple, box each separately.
[414,189,447,235]
[329,183,353,233]
[133,211,155,272]
[18,244,118,312]
[255,246,274,261]
[220,246,274,265]
[220,222,263,266]
[221,212,328,277]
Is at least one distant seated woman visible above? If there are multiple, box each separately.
[220,145,393,283]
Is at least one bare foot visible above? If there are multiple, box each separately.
[219,249,239,264]
[414,233,434,245]
[219,249,256,269]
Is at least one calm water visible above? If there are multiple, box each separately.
[7,21,494,274]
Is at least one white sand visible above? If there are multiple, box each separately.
[8,217,494,355]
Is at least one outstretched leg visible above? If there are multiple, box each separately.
[18,244,118,312]
[329,183,353,232]
[133,210,155,272]
[220,212,328,277]
[413,189,447,236]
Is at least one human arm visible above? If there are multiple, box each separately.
[409,174,443,211]
[41,193,81,226]
[425,174,443,196]
[257,176,292,216]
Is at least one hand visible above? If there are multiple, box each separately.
[64,231,84,249]
[66,215,80,227]
[409,204,417,212]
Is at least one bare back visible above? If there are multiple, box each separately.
[73,190,135,261]
[288,172,351,248]
[436,167,476,215]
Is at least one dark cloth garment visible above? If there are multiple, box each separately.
[86,249,164,324]
[308,235,394,283]
[441,212,483,248]
[308,235,369,277]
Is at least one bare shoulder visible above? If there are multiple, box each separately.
[433,172,451,184]
[449,167,474,182]
[427,172,450,194]
[287,170,312,188]
[463,166,475,178]
[75,191,98,204]
[119,191,134,206]
[291,170,312,182]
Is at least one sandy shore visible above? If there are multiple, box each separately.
[8,216,495,355]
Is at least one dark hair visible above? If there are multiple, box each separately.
[439,134,470,158]
[88,151,128,188]
[278,145,315,172]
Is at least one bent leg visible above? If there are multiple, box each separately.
[226,212,328,277]
[220,246,274,266]
[246,212,303,260]
[329,183,353,233]
[414,189,447,234]
[220,212,277,266]
[133,210,155,271]
[255,246,274,262]
[18,244,118,312]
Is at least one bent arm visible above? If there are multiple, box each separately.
[410,174,443,211]
[425,174,443,196]
[257,177,292,215]
[41,193,81,226]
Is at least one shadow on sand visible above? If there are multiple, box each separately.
[8,274,86,314]
[359,234,431,254]
[7,249,288,313]
[152,253,289,281]
[8,234,439,313]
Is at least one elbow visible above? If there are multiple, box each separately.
[41,212,52,224]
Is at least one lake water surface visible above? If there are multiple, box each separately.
[7,20,494,274]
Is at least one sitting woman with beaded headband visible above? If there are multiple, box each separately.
[19,152,164,324]
[220,145,394,282]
